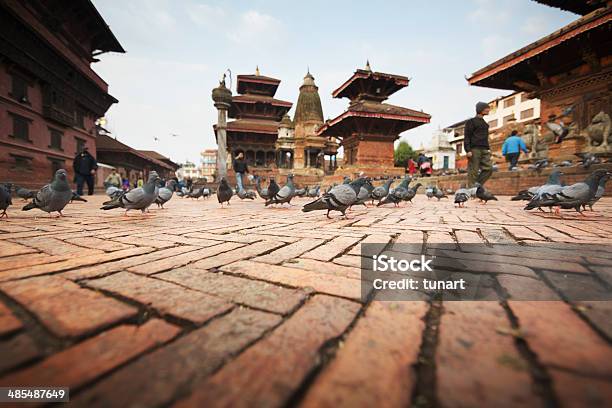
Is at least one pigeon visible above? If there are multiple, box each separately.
[303,177,367,218]
[370,179,394,205]
[350,178,374,209]
[101,171,160,214]
[70,192,87,203]
[155,179,177,208]
[403,182,422,203]
[454,185,472,208]
[307,185,320,198]
[15,186,35,201]
[106,185,123,199]
[553,160,573,168]
[584,174,609,211]
[265,174,296,207]
[576,152,600,169]
[377,177,411,207]
[433,187,448,201]
[512,170,563,201]
[237,188,256,200]
[0,183,12,218]
[22,169,73,216]
[425,186,435,199]
[202,188,211,198]
[526,169,611,215]
[254,176,274,200]
[325,183,338,194]
[546,121,569,144]
[217,178,233,207]
[342,176,351,185]
[475,183,498,204]
[188,188,203,199]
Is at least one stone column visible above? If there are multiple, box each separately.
[212,78,232,182]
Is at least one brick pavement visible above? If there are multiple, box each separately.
[0,193,611,407]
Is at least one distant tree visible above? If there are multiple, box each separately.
[394,141,417,167]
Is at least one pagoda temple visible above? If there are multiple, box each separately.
[217,68,292,169]
[467,1,611,161]
[318,63,431,172]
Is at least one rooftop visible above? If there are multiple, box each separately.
[332,66,410,102]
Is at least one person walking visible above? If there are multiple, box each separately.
[501,130,528,170]
[464,102,493,187]
[408,158,417,176]
[232,152,249,193]
[104,169,122,188]
[73,146,98,195]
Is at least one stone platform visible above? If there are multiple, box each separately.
[0,194,610,407]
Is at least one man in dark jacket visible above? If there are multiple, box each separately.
[464,102,493,187]
[232,152,249,193]
[73,147,98,195]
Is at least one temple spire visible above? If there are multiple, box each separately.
[365,60,372,71]
[255,65,260,76]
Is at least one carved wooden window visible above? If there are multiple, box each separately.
[49,128,63,150]
[75,137,86,153]
[10,154,33,171]
[520,108,534,120]
[75,108,85,129]
[48,157,65,178]
[10,74,29,103]
[9,113,31,142]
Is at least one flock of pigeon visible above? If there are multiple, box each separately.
[0,164,609,219]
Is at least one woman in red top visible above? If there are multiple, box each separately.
[408,158,416,175]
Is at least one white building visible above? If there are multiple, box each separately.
[484,91,540,130]
[424,129,456,170]
[176,161,202,180]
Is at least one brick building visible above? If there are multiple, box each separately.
[0,0,124,188]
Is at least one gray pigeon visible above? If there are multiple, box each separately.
[454,185,471,208]
[303,178,367,218]
[433,186,448,201]
[217,178,233,207]
[265,174,296,206]
[22,169,73,216]
[15,186,35,201]
[295,187,307,197]
[403,183,421,203]
[512,170,563,202]
[237,187,256,200]
[70,192,87,203]
[156,179,177,208]
[576,152,600,169]
[377,177,411,207]
[425,186,435,199]
[350,179,374,209]
[475,183,498,204]
[188,188,203,199]
[370,178,394,205]
[106,185,123,199]
[584,174,609,211]
[526,169,611,215]
[0,183,12,218]
[307,185,321,198]
[101,171,160,214]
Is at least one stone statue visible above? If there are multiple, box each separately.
[584,111,611,150]
[521,124,546,159]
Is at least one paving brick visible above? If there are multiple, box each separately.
[509,301,612,377]
[285,258,361,280]
[157,267,307,314]
[0,333,41,374]
[0,253,65,272]
[221,260,364,301]
[85,272,233,324]
[253,238,324,264]
[0,246,155,282]
[174,295,360,408]
[191,240,285,270]
[504,226,545,241]
[301,235,363,262]
[347,234,392,256]
[0,319,179,388]
[300,300,427,407]
[0,301,22,336]
[72,308,281,408]
[332,254,363,268]
[0,240,37,257]
[62,245,202,280]
[14,236,104,256]
[63,236,135,252]
[0,276,137,338]
[127,242,244,275]
[437,302,540,408]
[549,368,612,408]
[108,235,177,249]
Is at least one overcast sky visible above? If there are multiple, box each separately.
[91,0,575,164]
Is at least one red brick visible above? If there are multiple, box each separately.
[0,240,37,257]
[221,260,364,301]
[253,238,324,264]
[73,308,281,407]
[0,276,137,337]
[127,242,244,275]
[301,300,427,407]
[0,301,22,336]
[549,368,612,408]
[191,240,285,270]
[285,258,361,280]
[174,295,360,408]
[509,301,612,377]
[301,235,363,262]
[0,319,179,388]
[15,236,104,256]
[0,246,155,282]
[85,272,233,324]
[0,253,65,272]
[0,334,41,374]
[63,236,134,252]
[157,267,307,315]
[437,302,540,407]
